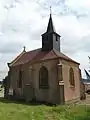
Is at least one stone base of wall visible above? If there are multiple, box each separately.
[65,97,80,105]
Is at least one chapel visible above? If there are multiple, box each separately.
[4,13,81,104]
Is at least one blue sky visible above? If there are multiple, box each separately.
[0,0,90,79]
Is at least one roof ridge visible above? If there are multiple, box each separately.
[31,49,51,61]
[26,48,41,53]
[9,48,41,67]
[53,49,80,65]
[53,49,59,57]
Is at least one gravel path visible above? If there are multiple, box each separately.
[77,94,90,105]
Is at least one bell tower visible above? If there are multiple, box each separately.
[41,9,61,52]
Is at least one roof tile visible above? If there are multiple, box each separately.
[9,48,79,67]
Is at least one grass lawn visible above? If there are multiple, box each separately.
[0,98,90,120]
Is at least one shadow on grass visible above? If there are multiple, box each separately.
[0,97,57,106]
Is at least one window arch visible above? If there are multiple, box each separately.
[17,70,22,88]
[69,67,75,86]
[39,66,49,89]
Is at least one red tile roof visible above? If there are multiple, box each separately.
[9,48,80,67]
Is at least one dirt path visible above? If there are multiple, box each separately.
[77,94,90,105]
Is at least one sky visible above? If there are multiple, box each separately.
[0,0,90,80]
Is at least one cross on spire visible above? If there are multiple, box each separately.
[46,6,56,33]
[50,6,52,15]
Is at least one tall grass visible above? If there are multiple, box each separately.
[0,99,90,120]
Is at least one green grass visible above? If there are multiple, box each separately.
[0,99,90,120]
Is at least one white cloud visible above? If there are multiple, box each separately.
[0,0,90,79]
[67,0,90,9]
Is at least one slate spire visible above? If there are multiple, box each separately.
[46,8,55,33]
[42,6,60,52]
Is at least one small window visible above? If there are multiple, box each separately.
[56,35,58,41]
[59,65,63,81]
[17,70,22,88]
[69,67,75,86]
[39,66,49,89]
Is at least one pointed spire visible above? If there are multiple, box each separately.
[46,6,55,33]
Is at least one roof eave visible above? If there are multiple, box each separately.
[8,51,26,67]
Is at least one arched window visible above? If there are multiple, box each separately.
[17,70,22,88]
[39,66,49,89]
[69,67,75,86]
